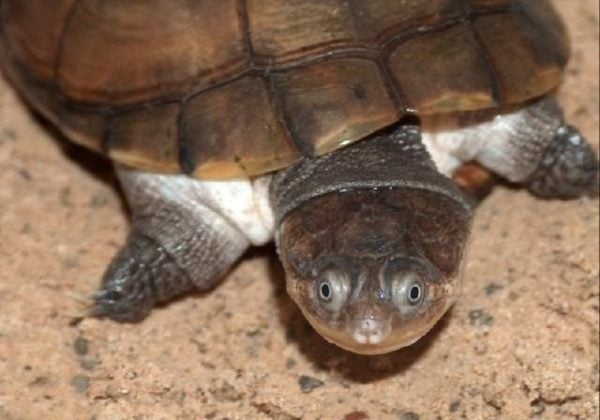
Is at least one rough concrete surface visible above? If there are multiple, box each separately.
[0,2,598,419]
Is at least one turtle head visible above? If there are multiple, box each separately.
[277,188,471,355]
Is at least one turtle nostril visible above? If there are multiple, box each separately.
[377,289,390,301]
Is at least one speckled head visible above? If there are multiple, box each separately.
[277,188,471,355]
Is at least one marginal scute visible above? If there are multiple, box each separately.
[517,0,570,66]
[181,75,299,178]
[473,12,563,104]
[0,38,104,151]
[107,103,181,172]
[50,102,106,153]
[271,58,398,157]
[387,24,497,114]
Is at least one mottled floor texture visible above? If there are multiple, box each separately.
[0,2,598,419]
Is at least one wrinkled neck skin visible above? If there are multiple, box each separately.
[270,125,472,355]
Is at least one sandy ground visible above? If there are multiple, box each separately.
[0,2,598,419]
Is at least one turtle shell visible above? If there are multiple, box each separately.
[0,0,569,178]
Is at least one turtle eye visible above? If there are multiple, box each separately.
[391,272,426,314]
[316,269,350,312]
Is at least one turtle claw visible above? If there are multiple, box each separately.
[56,288,150,325]
[61,290,97,324]
[89,283,155,323]
[87,290,116,319]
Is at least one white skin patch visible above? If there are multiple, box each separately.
[119,169,275,246]
[178,175,275,246]
[193,175,275,245]
[421,98,562,182]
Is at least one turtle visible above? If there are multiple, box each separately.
[0,0,597,355]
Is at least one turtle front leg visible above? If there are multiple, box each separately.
[525,123,598,198]
[93,230,198,322]
[92,168,264,322]
[422,96,598,199]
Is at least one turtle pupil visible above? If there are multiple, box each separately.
[319,282,332,301]
[408,284,421,303]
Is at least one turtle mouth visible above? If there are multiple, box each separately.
[350,316,392,345]
[298,297,454,355]
[301,307,403,355]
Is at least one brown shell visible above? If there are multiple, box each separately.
[0,0,569,178]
